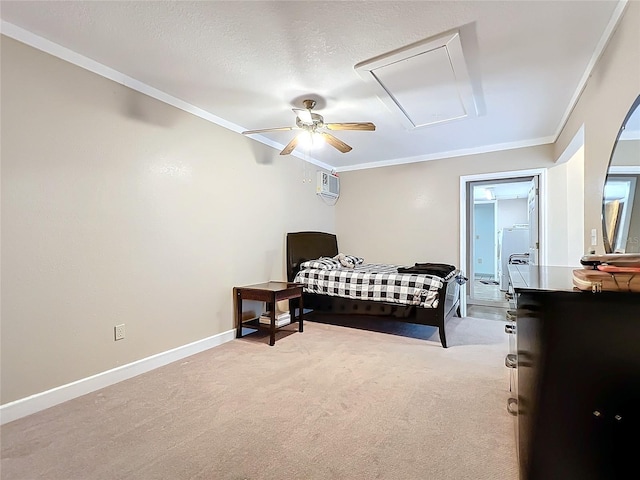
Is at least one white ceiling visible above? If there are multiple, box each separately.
[0,1,627,172]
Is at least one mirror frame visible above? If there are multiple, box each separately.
[602,94,640,253]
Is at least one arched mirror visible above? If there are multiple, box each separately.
[602,95,640,253]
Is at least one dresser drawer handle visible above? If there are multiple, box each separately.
[505,324,516,334]
[505,354,517,369]
[506,310,517,321]
[505,292,514,300]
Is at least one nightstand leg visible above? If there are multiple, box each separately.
[263,300,275,346]
[269,308,276,346]
[236,292,243,339]
[299,295,304,332]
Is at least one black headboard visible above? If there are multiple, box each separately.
[286,231,339,281]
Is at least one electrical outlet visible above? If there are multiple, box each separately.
[478,258,483,264]
[114,324,125,341]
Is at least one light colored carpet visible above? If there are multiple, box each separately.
[1,316,517,480]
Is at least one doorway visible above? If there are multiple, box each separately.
[459,169,546,316]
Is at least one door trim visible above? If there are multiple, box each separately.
[459,168,547,317]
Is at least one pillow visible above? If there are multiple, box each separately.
[300,257,342,270]
[333,253,365,268]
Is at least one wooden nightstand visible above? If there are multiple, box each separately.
[234,281,303,346]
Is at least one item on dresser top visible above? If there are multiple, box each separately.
[580,253,640,268]
[596,264,640,273]
[572,268,640,293]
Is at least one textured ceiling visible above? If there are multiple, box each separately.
[0,1,626,171]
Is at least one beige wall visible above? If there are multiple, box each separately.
[335,145,555,266]
[546,147,585,266]
[553,0,640,253]
[0,37,334,404]
[546,161,570,265]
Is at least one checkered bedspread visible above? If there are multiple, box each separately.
[293,263,455,308]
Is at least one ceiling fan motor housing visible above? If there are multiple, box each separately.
[302,99,316,110]
[296,113,324,131]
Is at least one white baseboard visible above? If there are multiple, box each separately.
[0,329,236,425]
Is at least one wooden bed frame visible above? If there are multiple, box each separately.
[286,231,461,348]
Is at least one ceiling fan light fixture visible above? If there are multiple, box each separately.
[297,131,325,149]
[313,132,326,147]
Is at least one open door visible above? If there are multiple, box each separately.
[460,169,545,317]
[465,176,541,308]
[528,177,540,265]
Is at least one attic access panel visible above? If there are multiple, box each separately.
[355,30,477,130]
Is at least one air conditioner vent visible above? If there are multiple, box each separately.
[317,171,339,198]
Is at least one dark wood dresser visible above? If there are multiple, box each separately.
[508,264,640,480]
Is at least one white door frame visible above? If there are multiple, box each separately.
[459,168,548,317]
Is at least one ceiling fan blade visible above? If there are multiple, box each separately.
[242,126,297,135]
[280,135,299,155]
[320,132,352,153]
[325,122,376,131]
[292,108,313,124]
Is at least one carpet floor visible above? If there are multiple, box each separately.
[1,316,518,480]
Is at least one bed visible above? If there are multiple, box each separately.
[286,231,463,348]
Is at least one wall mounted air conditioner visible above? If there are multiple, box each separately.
[317,171,340,198]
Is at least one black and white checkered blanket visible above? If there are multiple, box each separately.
[294,263,455,308]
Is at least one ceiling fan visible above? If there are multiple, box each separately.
[241,99,376,155]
